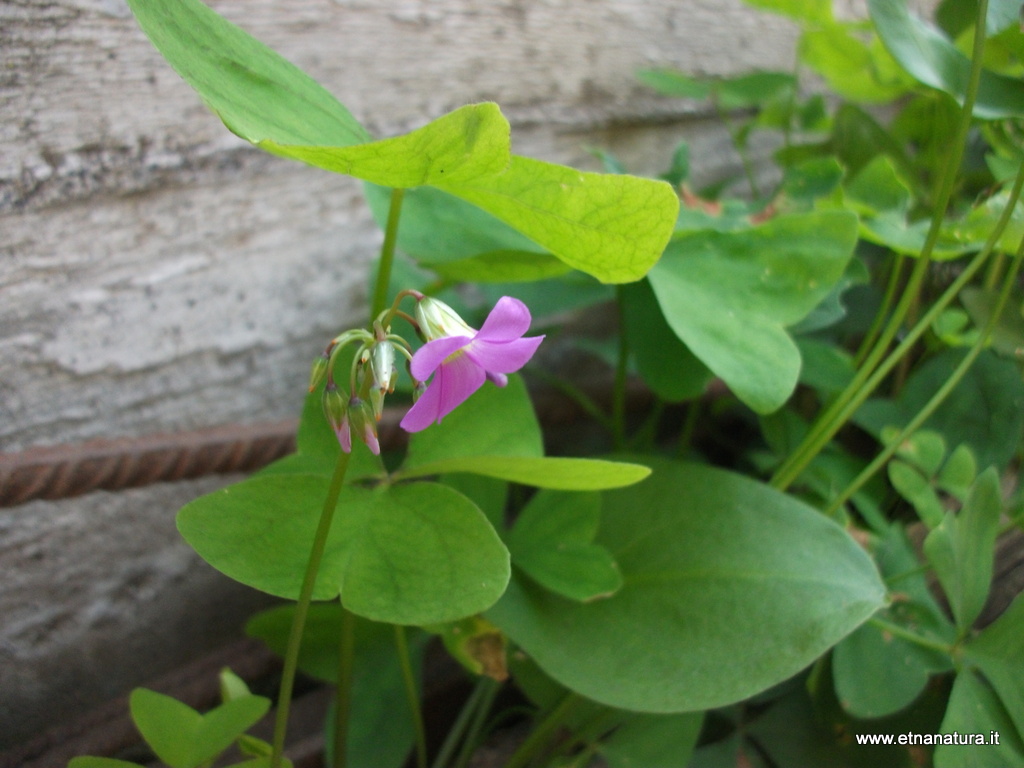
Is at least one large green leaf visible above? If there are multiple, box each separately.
[648,211,857,413]
[437,155,679,284]
[126,0,366,145]
[261,102,510,188]
[396,456,651,490]
[128,688,269,768]
[129,0,675,284]
[621,279,713,403]
[178,476,509,625]
[869,0,1024,119]
[507,491,623,602]
[487,458,886,712]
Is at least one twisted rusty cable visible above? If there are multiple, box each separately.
[0,381,647,508]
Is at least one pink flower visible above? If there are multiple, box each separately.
[400,296,544,432]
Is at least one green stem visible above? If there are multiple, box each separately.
[773,157,1024,491]
[868,616,953,656]
[528,367,616,433]
[770,0,991,490]
[332,607,357,768]
[854,253,905,369]
[371,187,406,320]
[431,677,492,768]
[678,398,701,458]
[713,99,760,199]
[270,450,352,768]
[503,693,581,768]
[396,624,428,768]
[451,677,501,768]
[826,224,1024,516]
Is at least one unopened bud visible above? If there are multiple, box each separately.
[369,341,396,421]
[322,383,350,450]
[308,353,330,392]
[415,296,475,342]
[347,397,380,455]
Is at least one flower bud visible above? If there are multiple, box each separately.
[347,396,380,455]
[308,352,330,392]
[322,383,350,451]
[415,296,475,342]
[369,340,396,421]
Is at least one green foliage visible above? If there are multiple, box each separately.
[247,605,425,768]
[506,491,623,602]
[648,211,858,413]
[924,468,1002,634]
[488,458,886,712]
[179,477,510,625]
[85,0,1024,766]
[128,688,269,768]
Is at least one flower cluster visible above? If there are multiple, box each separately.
[310,294,543,454]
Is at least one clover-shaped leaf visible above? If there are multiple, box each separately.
[508,491,623,602]
[128,688,269,768]
[648,210,857,413]
[178,476,509,625]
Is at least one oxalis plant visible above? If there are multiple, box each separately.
[70,0,1024,766]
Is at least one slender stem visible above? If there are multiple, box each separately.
[395,624,428,768]
[451,677,501,768]
[271,450,352,768]
[332,607,357,768]
[868,616,953,656]
[770,0,991,490]
[613,286,629,450]
[503,693,581,768]
[431,677,492,768]
[854,254,905,369]
[528,367,616,433]
[678,398,701,457]
[826,228,1024,516]
[371,187,407,320]
[773,158,1024,491]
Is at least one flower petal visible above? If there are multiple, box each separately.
[399,378,444,433]
[400,354,487,432]
[410,335,472,382]
[432,354,487,421]
[465,334,545,374]
[475,296,533,343]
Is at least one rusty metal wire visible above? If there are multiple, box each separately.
[0,421,298,507]
[0,381,642,508]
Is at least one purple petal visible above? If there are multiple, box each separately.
[465,334,544,374]
[362,424,381,455]
[336,415,352,453]
[410,335,472,381]
[475,297,533,343]
[400,378,444,433]
[432,354,486,420]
